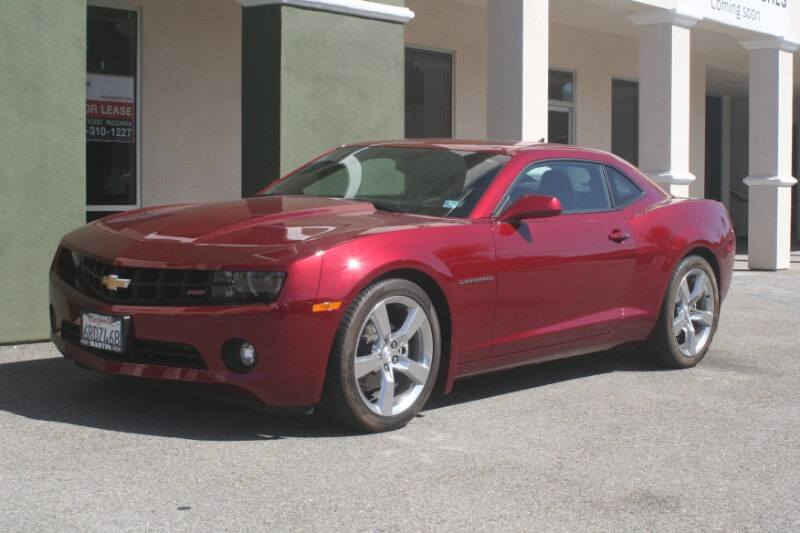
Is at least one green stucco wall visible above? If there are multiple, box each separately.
[0,1,86,343]
[242,3,405,196]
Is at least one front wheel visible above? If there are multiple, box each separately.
[320,278,441,432]
[644,255,720,368]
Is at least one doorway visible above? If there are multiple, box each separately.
[793,122,798,241]
[405,46,454,139]
[705,96,723,203]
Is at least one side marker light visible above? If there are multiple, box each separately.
[312,301,342,312]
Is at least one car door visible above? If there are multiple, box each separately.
[490,159,638,357]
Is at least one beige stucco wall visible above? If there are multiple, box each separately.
[550,23,638,152]
[405,0,487,138]
[114,0,241,207]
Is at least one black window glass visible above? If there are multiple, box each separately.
[405,48,453,138]
[499,161,612,215]
[611,79,639,165]
[548,70,574,102]
[605,166,643,208]
[548,109,571,144]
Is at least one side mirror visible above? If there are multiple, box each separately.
[498,194,563,224]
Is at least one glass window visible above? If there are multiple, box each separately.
[548,70,574,102]
[611,79,639,165]
[548,70,575,144]
[604,165,644,208]
[498,161,612,215]
[548,108,571,145]
[264,146,510,218]
[86,6,139,220]
[405,47,453,138]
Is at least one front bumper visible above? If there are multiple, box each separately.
[49,271,342,407]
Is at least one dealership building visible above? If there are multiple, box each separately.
[1,0,798,343]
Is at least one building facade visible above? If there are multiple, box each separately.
[1,0,798,343]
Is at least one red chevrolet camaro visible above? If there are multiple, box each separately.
[49,140,735,431]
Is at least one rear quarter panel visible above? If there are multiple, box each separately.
[619,197,735,341]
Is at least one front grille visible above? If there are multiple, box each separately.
[74,254,222,305]
[61,321,208,370]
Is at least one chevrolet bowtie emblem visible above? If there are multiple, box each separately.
[101,274,131,291]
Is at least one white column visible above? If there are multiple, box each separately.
[741,39,798,270]
[486,0,548,142]
[630,11,698,197]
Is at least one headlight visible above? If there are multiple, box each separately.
[210,271,286,302]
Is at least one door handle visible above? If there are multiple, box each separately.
[608,229,630,243]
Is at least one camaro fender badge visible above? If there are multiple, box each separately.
[459,275,495,286]
[101,274,131,291]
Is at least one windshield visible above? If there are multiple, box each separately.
[262,146,511,218]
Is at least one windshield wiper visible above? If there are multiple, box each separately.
[366,200,404,213]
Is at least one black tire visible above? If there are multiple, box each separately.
[320,278,441,432]
[644,255,720,368]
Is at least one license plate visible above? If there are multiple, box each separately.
[80,311,128,353]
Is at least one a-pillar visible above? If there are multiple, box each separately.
[486,0,548,142]
[741,39,798,270]
[239,0,413,196]
[630,11,698,197]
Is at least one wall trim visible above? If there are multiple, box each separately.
[744,175,798,188]
[645,170,697,185]
[741,39,800,53]
[237,0,415,23]
[629,10,698,29]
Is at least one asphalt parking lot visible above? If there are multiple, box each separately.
[1,251,798,532]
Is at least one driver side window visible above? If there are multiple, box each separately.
[498,160,612,215]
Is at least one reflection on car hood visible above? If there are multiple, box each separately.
[95,196,387,245]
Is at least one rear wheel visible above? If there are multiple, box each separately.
[320,278,441,432]
[645,255,719,368]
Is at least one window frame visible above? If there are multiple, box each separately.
[493,158,614,217]
[404,44,456,139]
[548,68,576,145]
[86,1,142,215]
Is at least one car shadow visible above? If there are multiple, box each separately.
[0,356,345,441]
[0,345,654,440]
[424,344,654,411]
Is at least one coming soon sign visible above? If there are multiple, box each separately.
[679,0,791,37]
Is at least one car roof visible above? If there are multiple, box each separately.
[344,139,616,159]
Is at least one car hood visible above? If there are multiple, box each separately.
[68,196,458,268]
[96,196,382,244]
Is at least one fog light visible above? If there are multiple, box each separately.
[240,343,256,366]
[222,339,257,373]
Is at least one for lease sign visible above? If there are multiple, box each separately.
[86,74,135,143]
[679,0,790,36]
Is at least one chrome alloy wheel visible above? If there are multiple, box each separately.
[353,295,434,416]
[672,267,716,358]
